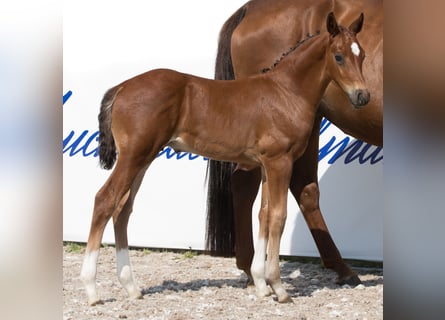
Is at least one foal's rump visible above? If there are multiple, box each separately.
[100,69,190,160]
[99,68,256,167]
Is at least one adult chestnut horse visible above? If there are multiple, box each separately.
[81,13,368,304]
[206,0,382,285]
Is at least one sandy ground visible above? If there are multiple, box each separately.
[63,244,383,320]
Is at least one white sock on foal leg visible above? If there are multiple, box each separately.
[250,237,271,297]
[80,250,101,305]
[116,248,142,299]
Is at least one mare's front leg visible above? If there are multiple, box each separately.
[251,157,293,303]
[289,115,360,285]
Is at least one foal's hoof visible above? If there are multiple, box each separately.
[277,294,293,304]
[256,286,273,298]
[336,273,362,286]
[129,290,143,300]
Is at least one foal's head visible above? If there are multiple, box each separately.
[326,12,370,108]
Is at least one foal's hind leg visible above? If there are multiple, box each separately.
[80,157,147,305]
[112,169,148,300]
[250,175,272,298]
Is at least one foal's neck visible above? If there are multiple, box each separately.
[271,33,331,106]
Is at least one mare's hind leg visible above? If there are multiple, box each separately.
[80,156,148,305]
[231,167,261,284]
[112,168,148,300]
[289,116,360,285]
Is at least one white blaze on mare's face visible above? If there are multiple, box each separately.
[351,42,360,57]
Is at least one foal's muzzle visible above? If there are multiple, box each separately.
[350,89,370,108]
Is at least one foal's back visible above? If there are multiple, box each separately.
[112,64,312,165]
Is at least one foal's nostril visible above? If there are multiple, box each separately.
[357,91,364,104]
[354,89,370,106]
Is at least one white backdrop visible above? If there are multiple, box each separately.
[63,0,383,261]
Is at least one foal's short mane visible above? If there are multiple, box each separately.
[261,30,321,74]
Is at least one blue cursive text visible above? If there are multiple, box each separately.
[63,91,382,165]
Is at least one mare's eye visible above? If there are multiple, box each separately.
[334,53,344,65]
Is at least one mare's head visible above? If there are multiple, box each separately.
[326,12,370,108]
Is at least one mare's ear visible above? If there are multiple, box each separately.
[349,13,364,34]
[327,12,340,37]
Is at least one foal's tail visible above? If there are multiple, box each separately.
[205,4,248,257]
[98,86,121,170]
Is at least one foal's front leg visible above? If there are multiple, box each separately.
[265,159,293,303]
[251,158,293,303]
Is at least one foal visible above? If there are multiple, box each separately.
[81,12,369,304]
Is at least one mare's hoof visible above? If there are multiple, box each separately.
[89,298,104,306]
[336,273,362,286]
[242,271,255,287]
[246,277,255,287]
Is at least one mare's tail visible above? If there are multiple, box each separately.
[98,86,121,170]
[205,4,248,257]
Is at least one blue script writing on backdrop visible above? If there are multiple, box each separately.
[63,91,100,157]
[62,90,207,161]
[318,119,383,164]
[63,91,382,164]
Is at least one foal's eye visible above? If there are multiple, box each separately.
[334,54,344,65]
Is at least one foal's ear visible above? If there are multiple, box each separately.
[349,13,364,34]
[327,12,340,37]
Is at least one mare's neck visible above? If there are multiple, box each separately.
[271,33,331,107]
